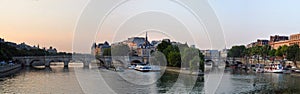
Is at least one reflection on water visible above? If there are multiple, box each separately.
[216,68,300,94]
[0,64,84,94]
[0,63,204,94]
[2,63,300,93]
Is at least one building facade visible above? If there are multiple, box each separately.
[247,39,269,48]
[269,33,300,49]
[270,35,289,43]
[47,46,57,54]
[91,41,111,56]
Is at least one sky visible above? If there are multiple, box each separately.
[1,0,300,53]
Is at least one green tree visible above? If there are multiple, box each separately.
[198,50,205,72]
[157,41,171,52]
[190,56,200,73]
[182,48,199,68]
[167,51,181,67]
[228,45,246,60]
[111,44,130,56]
[276,45,288,58]
[163,45,179,59]
[150,51,167,66]
[268,49,276,57]
[250,46,263,63]
[103,48,111,56]
[262,45,271,64]
[286,44,300,68]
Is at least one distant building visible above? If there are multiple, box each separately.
[136,32,154,57]
[270,33,300,49]
[91,41,111,56]
[247,42,256,48]
[137,48,151,57]
[32,45,40,49]
[151,40,161,47]
[47,46,57,54]
[202,50,220,60]
[270,35,289,43]
[247,39,269,48]
[111,32,155,57]
[289,33,300,47]
[18,42,32,50]
[220,48,229,58]
[5,42,17,48]
[126,37,147,49]
[0,38,4,43]
[257,39,269,46]
[190,45,196,48]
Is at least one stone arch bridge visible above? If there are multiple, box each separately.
[204,56,226,67]
[13,55,146,68]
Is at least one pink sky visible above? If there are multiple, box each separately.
[2,0,300,53]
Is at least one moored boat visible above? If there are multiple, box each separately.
[255,64,264,73]
[135,65,151,72]
[264,64,283,73]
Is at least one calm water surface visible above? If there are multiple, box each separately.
[1,64,300,94]
[216,68,300,94]
[0,63,203,94]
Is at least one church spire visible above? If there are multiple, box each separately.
[144,32,149,48]
[145,32,148,42]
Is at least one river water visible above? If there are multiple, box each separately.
[1,63,300,94]
[0,63,203,94]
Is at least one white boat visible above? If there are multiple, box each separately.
[135,65,151,72]
[264,64,284,73]
[128,65,136,69]
[255,64,264,73]
[294,70,300,73]
[256,68,264,73]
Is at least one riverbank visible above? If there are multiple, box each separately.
[0,64,22,77]
[165,67,204,76]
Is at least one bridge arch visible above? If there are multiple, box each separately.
[131,60,143,65]
[45,59,66,67]
[30,59,42,66]
[205,59,218,67]
[112,59,126,68]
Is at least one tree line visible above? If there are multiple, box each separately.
[228,44,300,68]
[157,41,205,72]
[100,41,205,71]
[0,42,71,61]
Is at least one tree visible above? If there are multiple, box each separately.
[262,45,271,64]
[275,45,288,59]
[167,51,181,67]
[268,49,276,57]
[182,48,199,68]
[103,48,111,56]
[163,45,179,59]
[251,46,263,63]
[157,41,171,52]
[228,45,246,59]
[150,51,167,66]
[111,44,130,56]
[190,56,200,73]
[286,44,300,68]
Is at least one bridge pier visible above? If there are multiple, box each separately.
[83,62,90,68]
[25,59,31,67]
[45,60,50,67]
[45,65,50,67]
[64,61,69,68]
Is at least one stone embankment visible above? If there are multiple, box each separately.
[0,64,22,77]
